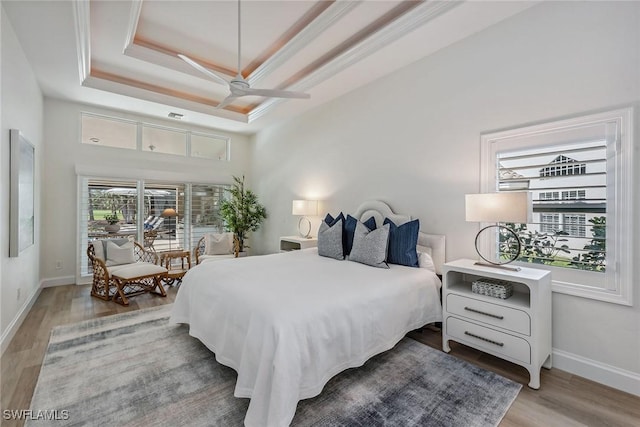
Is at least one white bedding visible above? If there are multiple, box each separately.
[170,248,442,427]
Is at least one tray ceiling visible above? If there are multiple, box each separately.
[4,1,537,133]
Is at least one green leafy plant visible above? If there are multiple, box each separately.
[505,223,570,265]
[571,216,606,272]
[104,213,120,224]
[219,175,267,254]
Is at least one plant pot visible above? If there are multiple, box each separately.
[105,223,121,233]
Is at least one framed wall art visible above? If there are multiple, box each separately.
[10,129,35,257]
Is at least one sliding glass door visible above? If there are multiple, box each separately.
[78,177,228,280]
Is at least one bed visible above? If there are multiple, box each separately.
[169,201,445,427]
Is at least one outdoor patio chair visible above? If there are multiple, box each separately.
[194,233,239,264]
[143,216,164,231]
[143,229,158,251]
[88,238,167,305]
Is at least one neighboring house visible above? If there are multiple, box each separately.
[499,148,607,267]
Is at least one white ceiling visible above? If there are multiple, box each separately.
[3,1,536,134]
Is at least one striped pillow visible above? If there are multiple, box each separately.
[384,218,420,267]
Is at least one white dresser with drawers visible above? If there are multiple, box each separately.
[442,258,552,389]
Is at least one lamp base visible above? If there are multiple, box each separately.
[473,261,521,272]
[298,217,312,239]
[474,224,522,268]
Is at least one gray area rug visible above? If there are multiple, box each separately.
[29,305,521,426]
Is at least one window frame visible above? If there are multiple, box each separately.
[80,112,231,161]
[480,107,634,306]
[77,177,229,283]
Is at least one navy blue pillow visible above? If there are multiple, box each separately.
[324,212,345,227]
[344,215,376,256]
[384,218,420,267]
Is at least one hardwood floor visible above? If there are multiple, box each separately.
[2,284,639,426]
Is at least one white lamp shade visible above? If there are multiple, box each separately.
[465,192,532,223]
[292,200,318,216]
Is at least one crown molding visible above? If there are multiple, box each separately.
[83,74,249,123]
[72,0,91,84]
[249,1,461,122]
[123,0,144,53]
[73,0,462,124]
[247,0,359,86]
[293,0,461,92]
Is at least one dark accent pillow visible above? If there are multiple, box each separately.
[317,218,344,260]
[384,218,420,267]
[349,222,390,269]
[324,212,345,227]
[344,215,376,256]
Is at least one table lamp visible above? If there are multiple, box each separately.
[292,200,318,238]
[465,192,532,271]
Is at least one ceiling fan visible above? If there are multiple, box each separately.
[178,0,310,110]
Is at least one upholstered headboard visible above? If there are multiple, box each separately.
[352,200,446,275]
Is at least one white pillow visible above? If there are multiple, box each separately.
[92,241,105,261]
[418,251,436,273]
[105,241,135,266]
[416,244,433,257]
[205,232,234,255]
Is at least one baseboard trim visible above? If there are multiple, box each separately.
[0,286,41,356]
[553,348,640,397]
[40,275,75,288]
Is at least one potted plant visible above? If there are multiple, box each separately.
[104,213,121,233]
[219,175,267,256]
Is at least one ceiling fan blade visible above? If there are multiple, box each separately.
[178,54,229,87]
[240,87,311,99]
[214,94,238,110]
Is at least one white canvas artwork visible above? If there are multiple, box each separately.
[10,129,35,257]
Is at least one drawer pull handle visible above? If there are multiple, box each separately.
[464,331,504,347]
[464,306,504,320]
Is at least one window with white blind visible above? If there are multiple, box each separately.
[78,178,228,281]
[480,108,633,305]
[497,139,605,266]
[189,184,228,250]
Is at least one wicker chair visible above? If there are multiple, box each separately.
[143,229,158,251]
[194,234,239,265]
[88,240,167,305]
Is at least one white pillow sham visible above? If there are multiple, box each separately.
[417,251,436,273]
[205,232,235,255]
[105,241,135,266]
[416,244,433,257]
[92,241,105,261]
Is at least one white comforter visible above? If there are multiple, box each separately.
[170,248,442,427]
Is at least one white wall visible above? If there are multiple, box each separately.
[41,98,254,284]
[1,8,44,345]
[251,1,640,392]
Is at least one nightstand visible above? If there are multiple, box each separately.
[279,235,318,252]
[442,259,552,389]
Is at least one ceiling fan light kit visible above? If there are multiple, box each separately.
[178,0,310,110]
